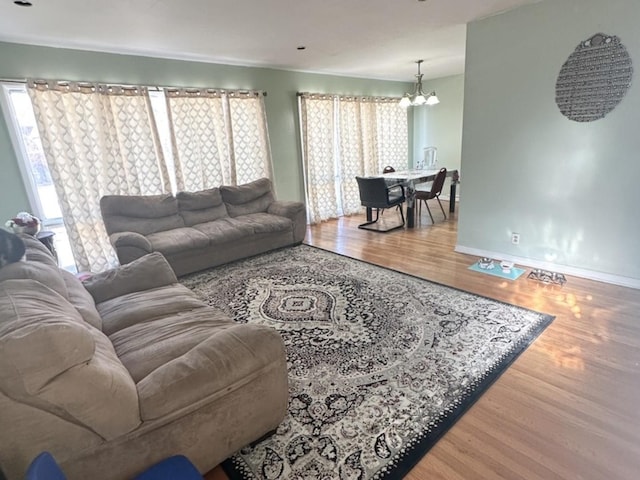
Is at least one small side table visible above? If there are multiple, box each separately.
[36,230,58,263]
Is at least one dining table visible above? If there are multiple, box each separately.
[378,168,460,228]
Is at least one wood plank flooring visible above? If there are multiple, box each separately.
[206,203,640,480]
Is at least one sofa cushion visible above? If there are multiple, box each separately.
[83,252,177,304]
[101,194,185,236]
[231,213,293,234]
[137,324,285,420]
[0,280,141,440]
[0,260,69,300]
[146,228,210,255]
[97,284,207,336]
[177,188,229,226]
[220,178,275,217]
[192,218,254,244]
[0,280,93,393]
[108,306,235,383]
[60,270,102,330]
[20,234,59,268]
[61,326,140,439]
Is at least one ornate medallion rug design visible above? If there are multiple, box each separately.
[181,245,554,479]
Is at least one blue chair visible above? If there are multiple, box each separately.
[24,453,64,480]
[25,452,203,480]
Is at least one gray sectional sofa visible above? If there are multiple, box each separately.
[100,178,306,276]
[0,234,289,479]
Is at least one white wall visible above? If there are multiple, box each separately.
[412,74,464,199]
[457,0,640,287]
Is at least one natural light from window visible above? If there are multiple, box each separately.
[1,83,75,271]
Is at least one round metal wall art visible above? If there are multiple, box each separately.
[555,33,633,122]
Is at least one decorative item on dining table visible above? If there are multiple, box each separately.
[5,211,41,236]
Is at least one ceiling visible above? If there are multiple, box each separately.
[0,0,541,82]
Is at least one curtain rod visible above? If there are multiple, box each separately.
[0,77,27,84]
[297,91,400,102]
[0,77,267,96]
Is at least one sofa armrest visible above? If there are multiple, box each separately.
[268,200,306,242]
[267,200,304,219]
[110,231,153,265]
[83,252,178,304]
[111,231,153,251]
[137,324,288,421]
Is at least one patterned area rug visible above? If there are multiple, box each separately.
[181,245,554,480]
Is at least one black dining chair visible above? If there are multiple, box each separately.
[355,176,406,232]
[415,167,447,224]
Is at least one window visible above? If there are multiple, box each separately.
[148,89,178,193]
[1,83,75,270]
[1,81,273,272]
[299,93,408,224]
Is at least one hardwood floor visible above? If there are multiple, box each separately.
[206,203,640,480]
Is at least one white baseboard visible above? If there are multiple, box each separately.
[455,245,640,290]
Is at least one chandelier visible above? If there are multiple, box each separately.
[399,60,440,108]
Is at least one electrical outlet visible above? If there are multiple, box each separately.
[511,233,520,245]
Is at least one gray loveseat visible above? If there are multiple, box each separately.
[0,234,289,479]
[101,178,306,276]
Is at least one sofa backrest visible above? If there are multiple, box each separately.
[0,279,140,440]
[220,177,275,217]
[100,194,185,236]
[0,235,102,329]
[176,187,229,226]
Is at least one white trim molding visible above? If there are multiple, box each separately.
[455,244,640,290]
[0,82,43,218]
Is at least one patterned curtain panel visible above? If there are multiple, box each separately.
[299,95,338,224]
[374,101,409,169]
[28,81,169,272]
[166,89,272,192]
[228,94,274,184]
[166,90,230,190]
[299,94,408,224]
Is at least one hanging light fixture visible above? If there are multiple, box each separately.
[399,60,440,108]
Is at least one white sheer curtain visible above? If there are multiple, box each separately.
[166,89,273,191]
[299,93,408,224]
[28,81,169,272]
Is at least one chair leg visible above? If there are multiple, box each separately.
[436,197,447,220]
[358,206,403,232]
[424,200,435,224]
[397,204,405,226]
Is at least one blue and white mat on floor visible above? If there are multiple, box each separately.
[468,261,526,281]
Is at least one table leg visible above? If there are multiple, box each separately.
[406,205,415,228]
[449,182,457,213]
[405,182,416,228]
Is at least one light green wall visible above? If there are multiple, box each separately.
[459,0,640,283]
[0,41,412,225]
[412,74,464,197]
